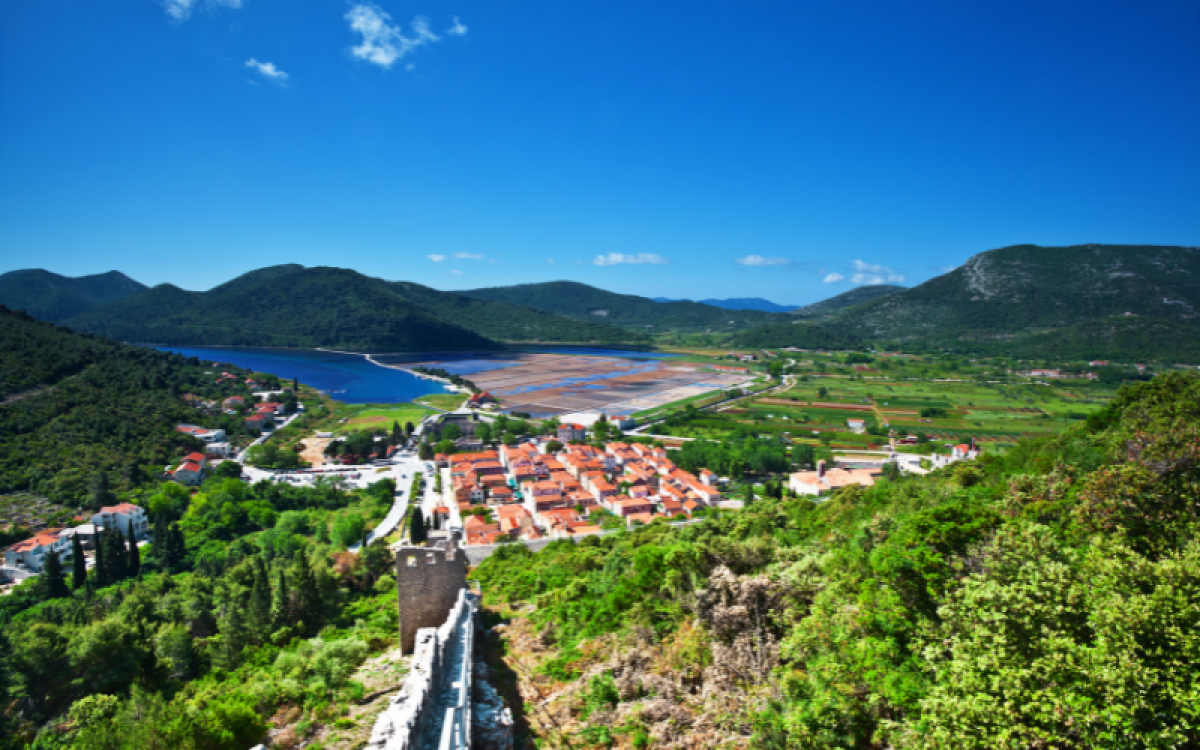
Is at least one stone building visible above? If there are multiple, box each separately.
[394,540,468,653]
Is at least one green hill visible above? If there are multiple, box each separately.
[0,269,146,323]
[0,305,263,502]
[460,280,787,332]
[789,283,905,319]
[63,266,645,350]
[730,320,863,349]
[738,245,1200,360]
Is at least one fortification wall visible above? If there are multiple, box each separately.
[365,589,475,750]
[395,543,467,653]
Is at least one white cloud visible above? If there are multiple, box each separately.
[850,259,905,284]
[447,16,468,36]
[547,258,556,264]
[426,254,446,262]
[346,4,440,69]
[593,252,669,267]
[735,255,791,267]
[450,269,463,277]
[245,58,288,85]
[453,252,483,260]
[823,273,844,283]
[161,0,242,22]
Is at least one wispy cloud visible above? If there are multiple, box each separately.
[346,3,440,69]
[246,58,288,85]
[735,255,791,267]
[851,259,905,284]
[823,273,844,283]
[451,269,463,277]
[593,252,668,267]
[453,252,483,260]
[547,259,556,264]
[447,16,468,36]
[161,0,242,22]
[426,254,446,262]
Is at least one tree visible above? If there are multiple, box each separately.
[476,423,493,444]
[271,567,289,632]
[418,442,433,461]
[71,533,87,591]
[292,547,320,636]
[391,421,403,446]
[882,460,902,481]
[546,440,564,453]
[292,377,299,391]
[410,509,427,545]
[332,513,366,549]
[40,549,69,600]
[442,424,462,441]
[126,523,140,578]
[250,557,272,638]
[89,472,114,513]
[213,460,243,479]
[404,421,415,437]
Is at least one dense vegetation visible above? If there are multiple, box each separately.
[475,371,1200,748]
[461,281,787,333]
[729,321,864,350]
[59,265,645,350]
[0,307,264,504]
[0,474,400,749]
[0,270,145,325]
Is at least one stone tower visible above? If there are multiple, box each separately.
[394,541,467,653]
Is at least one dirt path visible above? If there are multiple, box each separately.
[298,436,333,467]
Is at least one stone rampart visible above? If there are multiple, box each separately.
[365,588,475,750]
[395,542,467,654]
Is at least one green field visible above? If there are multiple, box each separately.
[344,404,432,428]
[414,392,467,411]
[648,347,1123,449]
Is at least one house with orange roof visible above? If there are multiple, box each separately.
[4,528,70,573]
[660,498,685,517]
[172,460,205,486]
[610,495,654,517]
[626,512,656,526]
[788,461,880,496]
[176,424,226,443]
[489,486,516,504]
[557,423,587,442]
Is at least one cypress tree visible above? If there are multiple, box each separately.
[391,421,403,446]
[126,524,140,578]
[105,527,127,582]
[292,547,320,635]
[271,567,289,632]
[94,528,108,588]
[41,548,69,599]
[250,557,272,638]
[409,508,427,544]
[71,533,87,591]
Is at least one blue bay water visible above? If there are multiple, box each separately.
[154,346,450,405]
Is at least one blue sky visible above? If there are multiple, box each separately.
[1,0,1197,305]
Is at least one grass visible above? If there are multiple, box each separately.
[344,404,432,429]
[415,392,466,411]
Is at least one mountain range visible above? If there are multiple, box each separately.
[3,266,649,351]
[2,243,1197,359]
[460,281,786,331]
[0,269,147,323]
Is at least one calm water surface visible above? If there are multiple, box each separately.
[155,346,450,405]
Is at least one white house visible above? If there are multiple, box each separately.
[176,424,226,443]
[91,503,151,540]
[4,528,71,573]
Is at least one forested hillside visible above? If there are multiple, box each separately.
[0,270,145,324]
[475,372,1200,749]
[62,266,644,349]
[831,244,1200,359]
[0,306,263,503]
[461,281,787,332]
[729,321,862,350]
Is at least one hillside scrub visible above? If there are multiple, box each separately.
[473,372,1200,749]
